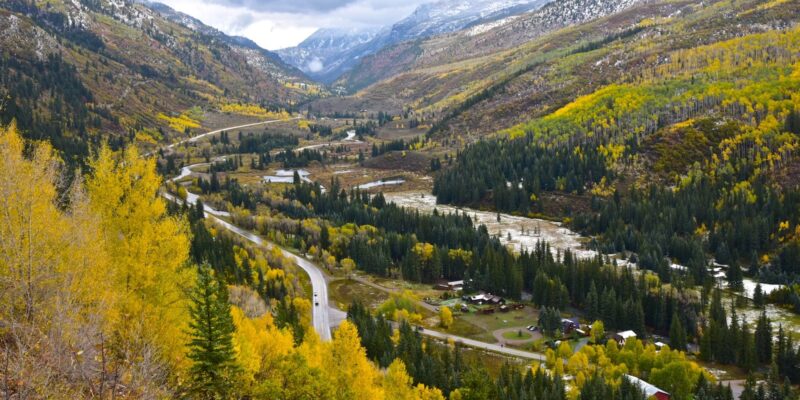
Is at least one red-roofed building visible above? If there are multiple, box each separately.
[624,374,670,400]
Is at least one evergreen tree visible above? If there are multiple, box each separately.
[753,283,765,308]
[670,311,687,351]
[739,374,758,400]
[727,262,743,291]
[586,282,600,321]
[739,319,757,372]
[755,311,773,365]
[187,264,240,398]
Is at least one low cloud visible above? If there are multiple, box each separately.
[307,57,324,73]
[158,0,433,49]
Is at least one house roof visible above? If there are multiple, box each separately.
[447,280,464,286]
[617,330,637,339]
[624,374,669,397]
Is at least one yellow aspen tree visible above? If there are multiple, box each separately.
[440,306,453,328]
[384,360,417,400]
[324,320,384,400]
[0,122,64,324]
[86,145,195,374]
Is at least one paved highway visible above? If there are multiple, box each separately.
[145,117,299,157]
[162,188,333,341]
[169,117,299,149]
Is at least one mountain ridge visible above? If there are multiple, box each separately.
[276,0,548,84]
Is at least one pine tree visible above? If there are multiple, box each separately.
[586,282,600,321]
[753,283,765,308]
[739,319,757,372]
[187,264,240,398]
[670,311,687,351]
[754,311,773,364]
[727,262,743,291]
[739,374,758,400]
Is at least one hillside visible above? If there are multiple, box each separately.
[0,0,321,163]
[429,0,800,291]
[319,0,798,142]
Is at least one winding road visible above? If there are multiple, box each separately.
[164,173,334,341]
[158,121,547,359]
[169,117,300,149]
[145,117,300,157]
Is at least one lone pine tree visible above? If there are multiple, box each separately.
[187,264,240,398]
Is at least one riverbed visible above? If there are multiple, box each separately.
[384,191,597,259]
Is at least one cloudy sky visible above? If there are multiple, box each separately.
[158,0,434,50]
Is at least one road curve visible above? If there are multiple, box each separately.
[162,190,333,341]
[164,158,332,341]
[165,182,546,356]
[172,117,300,148]
[145,117,299,157]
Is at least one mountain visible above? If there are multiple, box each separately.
[0,0,319,162]
[141,1,308,82]
[275,27,384,84]
[276,0,548,84]
[385,0,548,43]
[331,0,644,93]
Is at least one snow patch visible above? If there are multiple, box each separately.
[467,16,518,36]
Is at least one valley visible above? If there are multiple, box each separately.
[3,0,800,398]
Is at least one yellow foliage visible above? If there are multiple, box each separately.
[219,102,291,119]
[0,123,196,394]
[87,145,194,372]
[158,111,201,133]
[231,306,294,382]
[325,320,385,399]
[413,242,436,261]
[439,306,454,328]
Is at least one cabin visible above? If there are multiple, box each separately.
[561,318,580,334]
[466,292,505,305]
[624,374,670,400]
[447,280,464,291]
[468,293,491,304]
[434,280,465,291]
[613,330,637,345]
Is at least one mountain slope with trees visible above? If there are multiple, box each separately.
[0,0,318,164]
